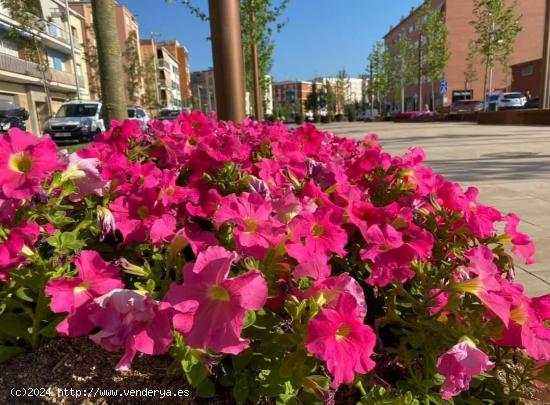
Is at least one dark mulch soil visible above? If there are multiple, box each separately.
[0,337,232,405]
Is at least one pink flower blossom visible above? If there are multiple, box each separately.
[45,250,123,336]
[436,338,494,400]
[89,289,173,371]
[63,152,109,201]
[0,222,40,281]
[503,213,535,265]
[306,294,376,388]
[164,246,267,354]
[0,129,64,199]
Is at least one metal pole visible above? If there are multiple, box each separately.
[208,0,246,122]
[541,0,550,109]
[64,0,81,99]
[249,0,264,121]
[418,33,422,111]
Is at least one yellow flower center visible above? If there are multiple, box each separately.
[244,217,257,233]
[137,206,150,219]
[8,152,33,174]
[208,285,230,302]
[510,304,529,325]
[336,323,351,340]
[74,282,90,294]
[311,223,325,237]
[455,277,482,295]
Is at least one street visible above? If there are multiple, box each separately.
[323,121,550,296]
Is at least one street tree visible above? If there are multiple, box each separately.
[368,41,391,114]
[335,68,351,115]
[389,36,416,112]
[91,0,127,126]
[176,0,290,115]
[464,40,478,90]
[420,3,449,111]
[124,32,143,105]
[472,0,522,106]
[1,0,53,118]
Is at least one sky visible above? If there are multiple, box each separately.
[118,0,421,81]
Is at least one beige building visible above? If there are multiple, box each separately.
[159,40,192,106]
[0,0,89,134]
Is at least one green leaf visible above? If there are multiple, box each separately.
[186,363,207,387]
[232,349,253,371]
[0,345,26,363]
[196,378,215,398]
[243,310,256,329]
[38,316,63,338]
[0,313,31,342]
[233,378,249,403]
[219,374,235,387]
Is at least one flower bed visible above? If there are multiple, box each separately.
[0,113,548,403]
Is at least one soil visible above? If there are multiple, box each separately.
[0,337,232,405]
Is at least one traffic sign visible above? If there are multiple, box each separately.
[440,80,448,95]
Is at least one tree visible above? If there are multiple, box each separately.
[472,0,522,106]
[420,3,449,111]
[177,0,290,112]
[141,56,160,113]
[389,36,416,112]
[83,44,101,99]
[1,0,53,118]
[91,0,127,126]
[304,88,319,114]
[368,41,392,114]
[464,40,478,90]
[335,68,351,115]
[124,32,143,105]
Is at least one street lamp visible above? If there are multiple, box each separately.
[150,31,161,108]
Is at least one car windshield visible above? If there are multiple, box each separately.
[127,109,136,118]
[159,110,179,118]
[56,104,98,118]
[488,95,500,101]
[504,93,523,99]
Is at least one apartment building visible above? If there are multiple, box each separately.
[272,81,320,116]
[140,40,182,112]
[384,0,547,110]
[0,0,89,134]
[190,69,217,113]
[159,40,191,106]
[69,0,144,104]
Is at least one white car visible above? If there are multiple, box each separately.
[44,100,105,143]
[486,93,526,111]
[128,107,149,129]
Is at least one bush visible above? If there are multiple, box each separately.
[335,113,344,122]
[347,110,356,122]
[295,113,304,125]
[0,115,548,404]
[313,113,321,123]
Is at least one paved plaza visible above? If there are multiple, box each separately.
[323,121,550,296]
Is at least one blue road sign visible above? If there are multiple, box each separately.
[440,80,448,95]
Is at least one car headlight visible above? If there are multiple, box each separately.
[80,119,93,131]
[1,121,11,131]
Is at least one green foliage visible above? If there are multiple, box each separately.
[368,41,392,112]
[124,32,143,104]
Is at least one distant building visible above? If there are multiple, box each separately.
[0,0,90,134]
[159,40,191,106]
[313,77,366,112]
[190,69,216,113]
[272,80,318,116]
[69,0,144,104]
[263,75,273,116]
[384,0,547,110]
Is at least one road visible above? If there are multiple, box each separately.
[322,121,550,296]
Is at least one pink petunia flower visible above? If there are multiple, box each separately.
[164,246,267,354]
[0,129,65,199]
[45,250,123,336]
[436,338,494,400]
[503,213,536,265]
[63,152,109,201]
[0,222,40,281]
[306,294,376,388]
[89,289,173,371]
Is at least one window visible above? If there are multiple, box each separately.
[0,93,18,111]
[56,103,98,118]
[71,26,78,40]
[0,32,18,57]
[521,65,534,76]
[47,49,66,71]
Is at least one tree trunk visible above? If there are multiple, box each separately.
[483,61,489,111]
[431,80,435,112]
[92,0,127,127]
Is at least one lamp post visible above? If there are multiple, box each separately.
[63,0,81,100]
[208,0,246,122]
[150,32,161,108]
[541,0,550,109]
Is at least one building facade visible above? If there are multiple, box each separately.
[190,69,217,113]
[0,0,89,134]
[384,0,547,110]
[272,80,318,116]
[159,40,191,106]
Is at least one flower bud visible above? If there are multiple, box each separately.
[97,206,116,242]
[117,258,149,277]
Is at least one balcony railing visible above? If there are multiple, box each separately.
[51,69,76,86]
[45,22,69,44]
[0,52,51,81]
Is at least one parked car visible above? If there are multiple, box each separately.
[357,109,380,121]
[486,92,526,111]
[450,100,484,114]
[44,100,105,143]
[524,97,540,109]
[0,107,29,133]
[157,108,181,121]
[127,107,149,129]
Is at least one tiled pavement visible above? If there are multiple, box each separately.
[323,121,550,296]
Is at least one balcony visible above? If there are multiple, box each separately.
[45,22,69,44]
[51,69,76,87]
[0,52,51,81]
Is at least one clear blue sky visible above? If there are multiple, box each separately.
[118,0,421,81]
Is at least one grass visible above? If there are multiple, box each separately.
[61,143,89,153]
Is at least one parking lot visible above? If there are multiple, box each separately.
[323,121,550,296]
